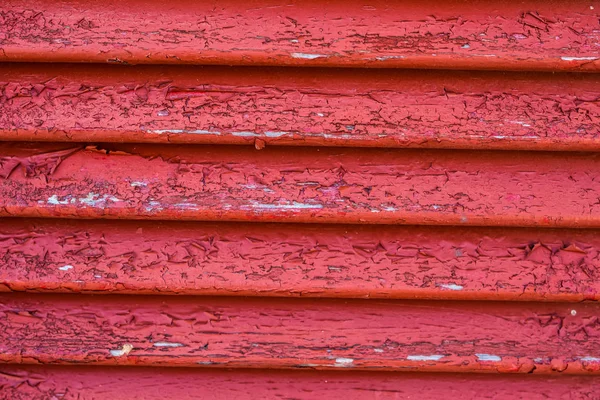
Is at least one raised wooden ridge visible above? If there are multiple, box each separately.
[1,0,599,71]
[1,64,599,151]
[1,218,599,302]
[1,366,599,399]
[1,143,599,227]
[1,293,599,374]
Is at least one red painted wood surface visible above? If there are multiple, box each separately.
[1,0,599,71]
[2,143,599,227]
[1,366,599,399]
[1,293,599,374]
[1,64,599,150]
[1,218,599,302]
[2,0,600,393]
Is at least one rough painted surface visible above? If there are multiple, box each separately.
[1,143,599,227]
[1,0,599,71]
[2,64,600,150]
[1,366,599,399]
[1,219,600,302]
[1,293,600,374]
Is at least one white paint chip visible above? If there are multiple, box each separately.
[264,131,289,138]
[248,201,323,210]
[148,129,221,135]
[407,355,445,361]
[476,354,502,362]
[561,56,598,61]
[153,342,184,348]
[334,357,354,367]
[47,195,69,205]
[291,52,327,59]
[78,193,121,207]
[58,265,73,271]
[375,55,406,61]
[231,131,260,137]
[110,343,133,357]
[439,284,464,291]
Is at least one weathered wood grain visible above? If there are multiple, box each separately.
[1,365,599,399]
[1,293,599,373]
[1,0,598,71]
[1,219,599,302]
[1,143,599,227]
[2,64,600,150]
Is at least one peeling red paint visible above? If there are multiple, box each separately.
[1,218,599,302]
[1,64,600,150]
[1,0,599,71]
[2,0,599,391]
[1,143,599,227]
[1,293,600,374]
[1,366,599,399]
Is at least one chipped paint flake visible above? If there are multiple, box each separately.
[291,52,327,59]
[334,357,354,367]
[153,342,184,348]
[476,354,501,362]
[78,193,121,207]
[148,129,221,135]
[246,201,323,210]
[264,131,289,138]
[47,195,70,205]
[407,355,445,361]
[58,265,74,271]
[439,284,464,291]
[375,55,406,61]
[110,343,133,357]
[231,131,260,137]
[561,56,598,61]
[580,356,600,362]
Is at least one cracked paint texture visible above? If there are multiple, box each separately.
[0,0,599,71]
[1,65,600,150]
[0,143,599,227]
[1,219,599,302]
[1,293,600,374]
[0,366,598,399]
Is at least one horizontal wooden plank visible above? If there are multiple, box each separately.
[2,218,600,302]
[1,366,599,399]
[1,0,598,71]
[1,293,599,373]
[2,64,600,151]
[1,143,599,227]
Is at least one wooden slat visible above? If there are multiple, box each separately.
[1,0,598,71]
[1,293,599,373]
[1,143,599,228]
[1,366,598,399]
[2,64,600,151]
[2,218,600,302]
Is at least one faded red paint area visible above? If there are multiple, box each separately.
[1,0,598,71]
[1,64,600,150]
[1,293,599,374]
[1,218,599,302]
[1,366,599,399]
[1,143,599,227]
